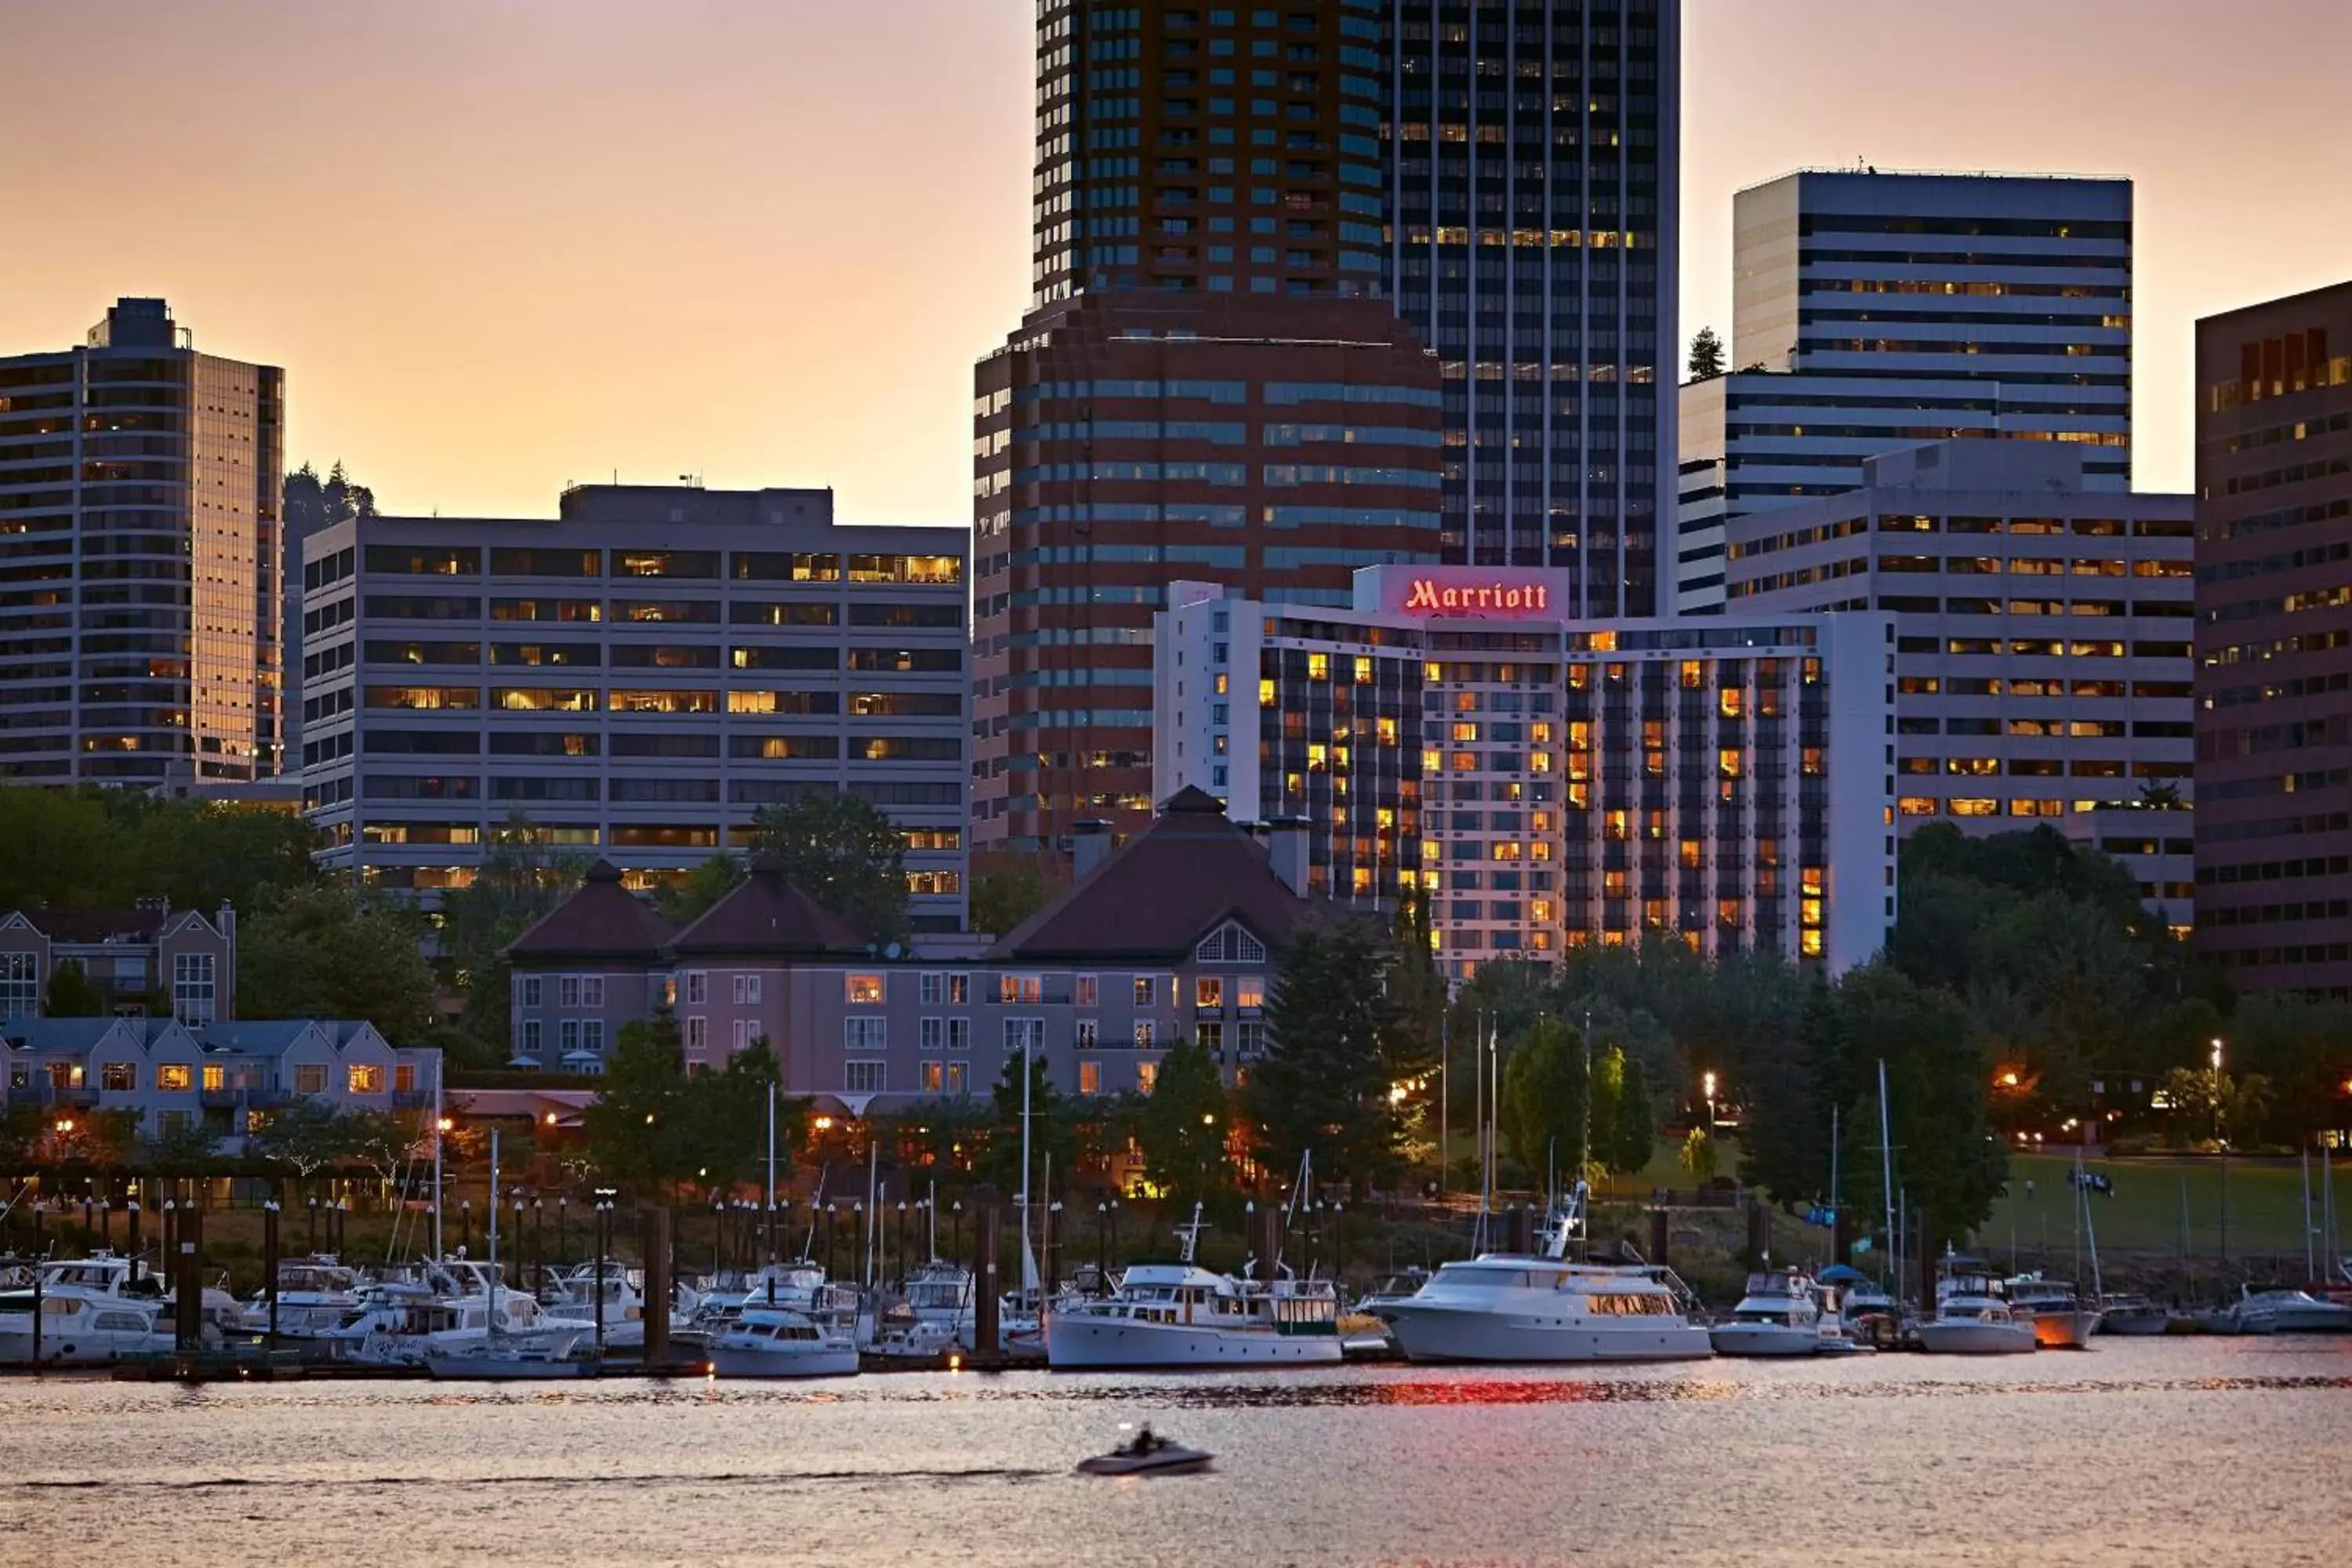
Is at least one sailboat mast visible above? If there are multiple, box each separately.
[1876,1058,1895,1277]
[1829,1103,1841,1231]
[765,1083,778,1265]
[488,1127,500,1330]
[1018,1032,1034,1285]
[432,1059,445,1259]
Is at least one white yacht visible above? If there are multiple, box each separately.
[2230,1285,2352,1334]
[340,1258,591,1365]
[1374,1198,1713,1365]
[706,1305,861,1378]
[2003,1274,2101,1348]
[1915,1256,2038,1355]
[1710,1269,1858,1357]
[1044,1206,1342,1369]
[0,1259,176,1365]
[239,1256,364,1340]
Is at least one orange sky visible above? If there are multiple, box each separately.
[3,0,2347,521]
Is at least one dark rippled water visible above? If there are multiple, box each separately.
[5,1339,2347,1566]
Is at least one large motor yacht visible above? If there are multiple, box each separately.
[1914,1255,2038,1354]
[706,1305,862,1378]
[0,1257,176,1363]
[1044,1206,1341,1369]
[1373,1196,1713,1364]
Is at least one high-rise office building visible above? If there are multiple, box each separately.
[1721,440,2196,931]
[2192,283,2352,998]
[971,294,1443,851]
[1676,171,2132,611]
[0,298,285,785]
[298,485,971,931]
[1030,0,1389,307]
[1385,0,1679,602]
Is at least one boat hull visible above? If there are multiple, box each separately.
[1915,1322,2038,1354]
[2097,1310,2171,1337]
[1385,1306,1713,1364]
[0,1327,173,1364]
[1076,1448,1214,1476]
[1708,1324,1830,1358]
[2023,1308,2101,1349]
[1045,1314,1342,1370]
[423,1353,597,1380]
[706,1345,861,1379]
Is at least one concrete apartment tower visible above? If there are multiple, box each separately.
[0,298,285,785]
[2192,282,2352,998]
[1677,170,2132,610]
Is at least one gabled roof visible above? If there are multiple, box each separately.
[193,1021,321,1054]
[1,1018,127,1053]
[668,855,871,960]
[985,786,1332,964]
[1,908,164,944]
[506,860,677,964]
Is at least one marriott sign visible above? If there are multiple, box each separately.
[1355,564,1579,619]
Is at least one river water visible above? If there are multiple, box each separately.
[5,1339,2345,1566]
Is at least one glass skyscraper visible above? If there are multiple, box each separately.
[1385,0,1679,609]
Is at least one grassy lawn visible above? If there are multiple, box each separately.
[1980,1151,2345,1268]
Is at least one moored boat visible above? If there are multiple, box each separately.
[1045,1204,1341,1370]
[706,1305,861,1378]
[1914,1255,2037,1355]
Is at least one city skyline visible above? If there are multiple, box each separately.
[3,0,2346,527]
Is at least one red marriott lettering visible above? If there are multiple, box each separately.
[1401,578,1551,615]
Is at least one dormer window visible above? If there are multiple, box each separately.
[1194,921,1268,964]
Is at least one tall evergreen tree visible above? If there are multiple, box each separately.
[1247,926,1406,1192]
[1686,325,1726,379]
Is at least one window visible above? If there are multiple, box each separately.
[1199,1021,1225,1054]
[521,975,543,1008]
[1078,1060,1102,1097]
[524,1018,543,1054]
[581,975,604,1008]
[1238,1021,1266,1057]
[948,1018,971,1052]
[172,952,216,1025]
[947,973,970,1004]
[844,1060,886,1094]
[733,974,763,1005]
[101,1062,136,1092]
[685,1016,707,1050]
[347,1065,383,1094]
[946,1062,968,1095]
[1076,1018,1099,1048]
[1000,974,1044,1004]
[560,1020,580,1056]
[1075,973,1100,1008]
[920,1018,945,1050]
[1005,1017,1045,1054]
[1237,975,1265,1010]
[0,953,37,1022]
[1137,1062,1160,1094]
[152,1063,191,1093]
[294,1064,328,1095]
[1196,977,1224,1009]
[202,1064,225,1093]
[583,1019,604,1055]
[1194,924,1268,964]
[921,1061,945,1094]
[685,971,708,1005]
[1134,1020,1156,1048]
[845,1018,888,1051]
[1133,975,1157,1007]
[732,1018,751,1052]
[559,975,580,1008]
[920,972,945,1006]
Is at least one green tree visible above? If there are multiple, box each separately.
[1840,965,2009,1239]
[1133,1039,1230,1201]
[0,1103,45,1166]
[1679,1127,1719,1183]
[987,1047,1077,1196]
[1735,977,1838,1204]
[750,793,909,943]
[582,1014,690,1196]
[657,853,747,925]
[128,799,321,913]
[1610,1054,1655,1176]
[437,811,587,1051]
[237,883,436,1038]
[55,1109,141,1167]
[1248,925,1408,1192]
[678,1039,794,1193]
[968,848,1060,936]
[140,1117,223,1170]
[1686,325,1726,380]
[1499,1014,1588,1188]
[895,1096,992,1175]
[42,960,105,1018]
[282,460,376,535]
[249,1098,368,1181]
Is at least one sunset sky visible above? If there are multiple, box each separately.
[3,0,2347,524]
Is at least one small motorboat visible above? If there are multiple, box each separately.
[1076,1427,1213,1477]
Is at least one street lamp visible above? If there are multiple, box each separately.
[1703,1072,1718,1129]
[2212,1036,2230,1262]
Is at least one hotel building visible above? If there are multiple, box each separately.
[0,298,285,784]
[1721,441,2195,931]
[297,485,970,930]
[2193,282,2352,996]
[1677,170,2132,611]
[1156,564,1894,977]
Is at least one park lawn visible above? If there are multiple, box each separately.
[1980,1150,2343,1264]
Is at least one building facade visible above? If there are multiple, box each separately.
[971,294,1444,850]
[1720,441,2195,930]
[1385,0,1679,598]
[297,485,969,927]
[1156,564,1895,975]
[0,298,285,784]
[2192,282,2352,996]
[1676,171,2133,611]
[0,902,238,1026]
[506,789,1333,1109]
[2,1015,437,1149]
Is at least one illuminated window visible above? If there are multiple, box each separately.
[1679,839,1701,870]
[1353,656,1373,684]
[1602,869,1629,898]
[1801,746,1824,776]
[1800,929,1824,959]
[346,1065,382,1094]
[1719,689,1744,718]
[1718,748,1743,779]
[847,974,887,1004]
[1679,660,1703,690]
[1451,721,1479,742]
[1604,809,1629,840]
[1307,653,1330,681]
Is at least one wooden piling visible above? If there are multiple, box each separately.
[973,1200,1002,1354]
[174,1206,204,1352]
[1648,1206,1669,1268]
[640,1206,673,1367]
